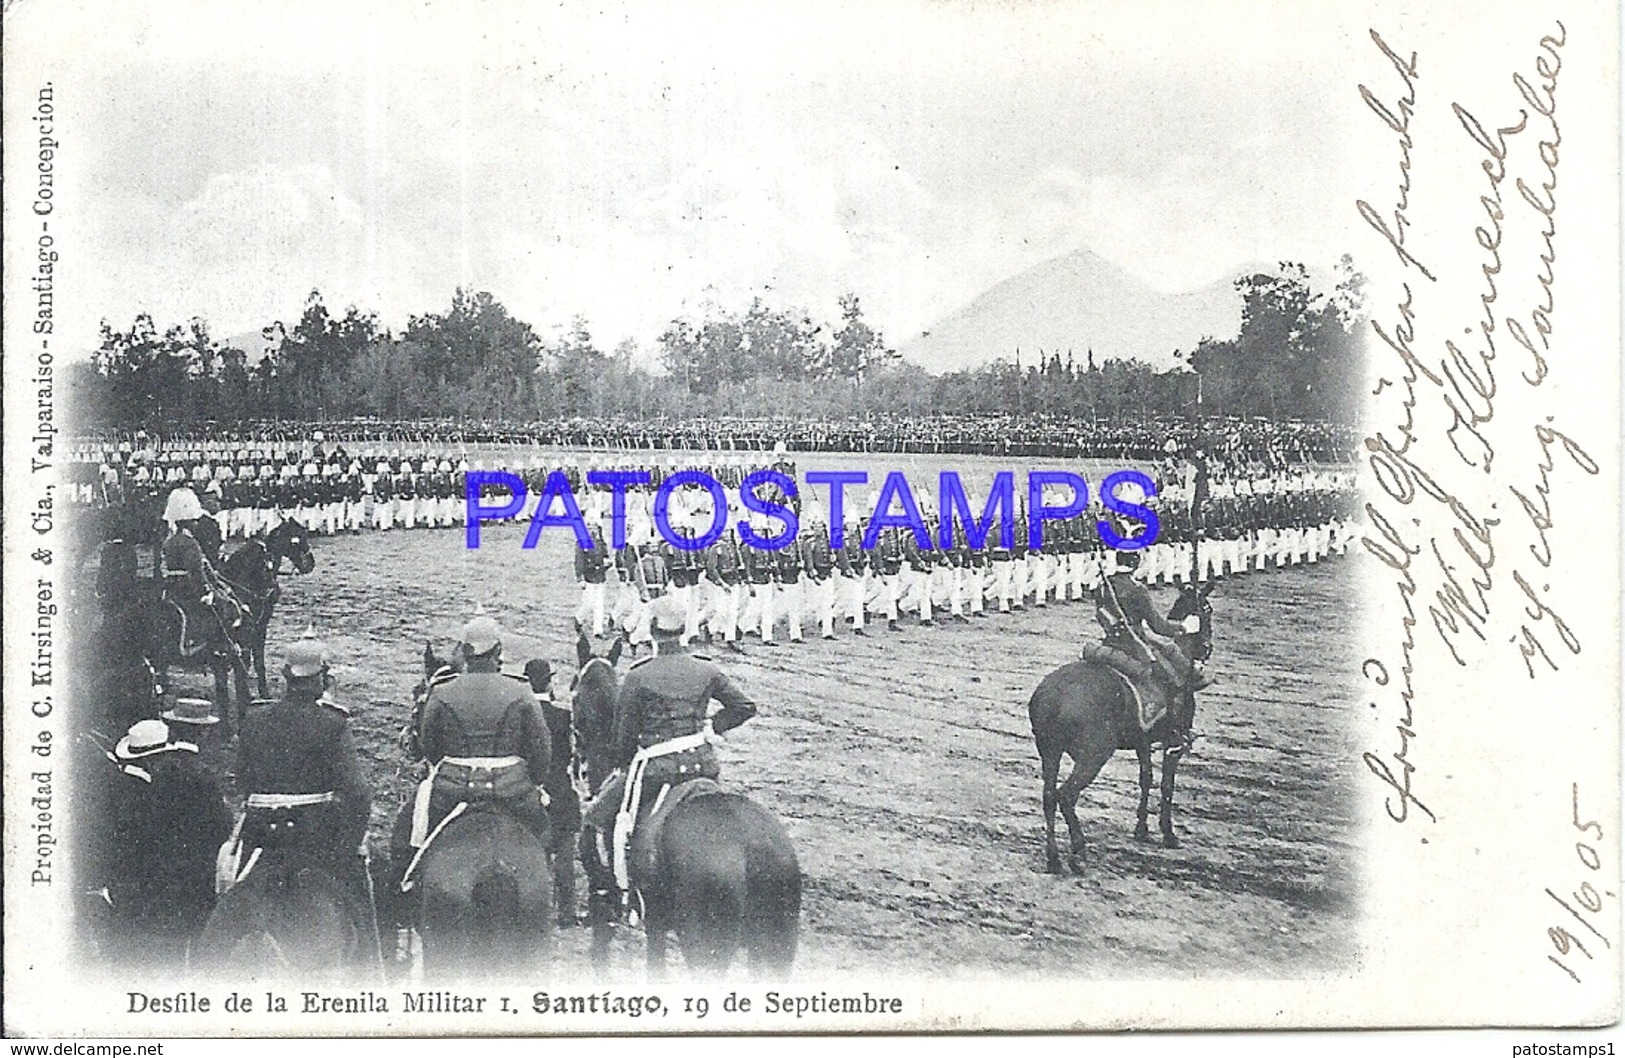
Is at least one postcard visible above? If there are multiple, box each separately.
[3,0,1618,1038]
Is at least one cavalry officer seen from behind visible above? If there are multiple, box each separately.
[387,616,563,945]
[610,596,758,817]
[235,638,373,908]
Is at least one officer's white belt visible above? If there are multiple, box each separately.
[615,730,715,892]
[632,732,711,765]
[246,791,334,808]
[440,755,524,769]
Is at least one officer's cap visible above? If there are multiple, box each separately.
[460,614,503,654]
[650,596,687,636]
[286,638,330,677]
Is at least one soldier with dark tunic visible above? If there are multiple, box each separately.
[398,616,556,851]
[610,597,758,816]
[1091,550,1211,747]
[385,616,562,946]
[238,639,371,864]
[740,522,779,645]
[836,517,870,635]
[233,638,374,945]
[574,517,611,637]
[801,517,839,640]
[702,527,745,652]
[159,487,237,654]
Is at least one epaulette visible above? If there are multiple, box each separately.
[427,666,458,689]
[318,697,352,717]
[628,656,654,669]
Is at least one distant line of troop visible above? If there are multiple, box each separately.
[560,463,1359,651]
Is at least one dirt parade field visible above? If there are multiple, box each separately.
[142,452,1364,984]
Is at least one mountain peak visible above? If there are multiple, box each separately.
[901,249,1245,374]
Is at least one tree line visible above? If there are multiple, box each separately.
[67,258,1365,432]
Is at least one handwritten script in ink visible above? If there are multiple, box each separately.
[1355,23,1597,826]
[1544,783,1615,984]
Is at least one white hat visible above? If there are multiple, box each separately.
[162,487,204,522]
[115,719,198,761]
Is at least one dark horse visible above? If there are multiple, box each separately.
[194,854,378,982]
[414,805,554,980]
[403,644,555,981]
[216,519,316,699]
[1028,583,1214,874]
[89,536,254,735]
[571,634,801,980]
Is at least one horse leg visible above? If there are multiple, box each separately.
[254,616,270,700]
[644,905,669,982]
[746,853,801,981]
[552,834,577,927]
[1135,743,1154,841]
[1160,743,1184,849]
[1056,745,1113,874]
[580,828,616,975]
[212,660,236,737]
[589,914,613,976]
[1040,748,1064,874]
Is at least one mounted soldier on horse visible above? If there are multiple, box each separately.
[158,487,245,660]
[576,596,800,978]
[1028,542,1218,874]
[384,616,568,977]
[195,637,380,979]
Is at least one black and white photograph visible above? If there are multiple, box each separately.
[3,0,1619,1039]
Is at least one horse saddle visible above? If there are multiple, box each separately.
[582,773,721,893]
[216,810,339,896]
[627,778,720,889]
[1079,643,1170,734]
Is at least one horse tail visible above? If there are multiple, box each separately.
[469,865,522,937]
[680,841,749,973]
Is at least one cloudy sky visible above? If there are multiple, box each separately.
[8,0,1369,358]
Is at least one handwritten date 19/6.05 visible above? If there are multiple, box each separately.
[1544,784,1613,985]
